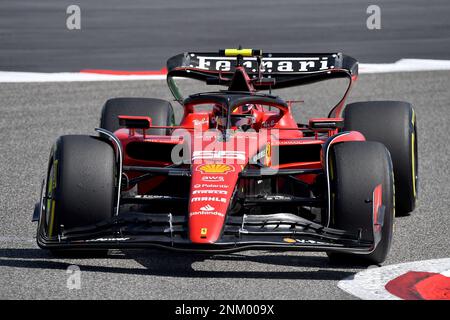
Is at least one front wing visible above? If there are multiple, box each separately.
[37,211,383,254]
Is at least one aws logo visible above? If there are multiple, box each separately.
[201,176,224,182]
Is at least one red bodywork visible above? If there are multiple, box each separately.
[35,49,385,254]
[36,51,388,255]
[113,63,365,244]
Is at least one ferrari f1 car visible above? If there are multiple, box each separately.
[33,49,418,264]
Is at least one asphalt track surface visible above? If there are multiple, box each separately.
[1,0,450,72]
[0,71,449,299]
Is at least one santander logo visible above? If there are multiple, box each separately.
[200,204,215,211]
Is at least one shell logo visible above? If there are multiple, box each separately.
[197,164,234,174]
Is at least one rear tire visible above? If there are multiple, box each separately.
[343,101,418,216]
[327,141,395,265]
[100,97,175,135]
[41,135,115,254]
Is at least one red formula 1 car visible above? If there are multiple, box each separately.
[34,49,418,264]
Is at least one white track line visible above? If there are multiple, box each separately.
[0,72,166,83]
[0,59,449,83]
[359,58,450,73]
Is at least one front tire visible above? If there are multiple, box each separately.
[327,141,395,265]
[39,135,115,254]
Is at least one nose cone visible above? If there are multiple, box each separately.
[189,163,241,243]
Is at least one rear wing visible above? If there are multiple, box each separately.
[166,50,358,101]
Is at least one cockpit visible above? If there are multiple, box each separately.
[181,92,298,132]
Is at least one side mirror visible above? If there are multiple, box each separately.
[118,115,152,129]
